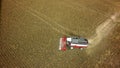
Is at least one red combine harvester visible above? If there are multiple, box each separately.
[59,36,89,51]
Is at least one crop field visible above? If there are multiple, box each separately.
[0,0,120,68]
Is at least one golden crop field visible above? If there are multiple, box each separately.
[0,0,120,68]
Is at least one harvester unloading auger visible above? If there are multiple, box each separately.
[59,36,89,51]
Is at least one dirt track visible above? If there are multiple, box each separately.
[0,0,120,68]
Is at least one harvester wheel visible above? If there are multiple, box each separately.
[80,48,83,50]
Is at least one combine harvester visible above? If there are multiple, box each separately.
[59,36,89,51]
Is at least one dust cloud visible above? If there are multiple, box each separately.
[87,12,120,54]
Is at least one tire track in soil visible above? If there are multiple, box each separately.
[11,0,77,36]
[87,12,120,55]
[10,0,110,37]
